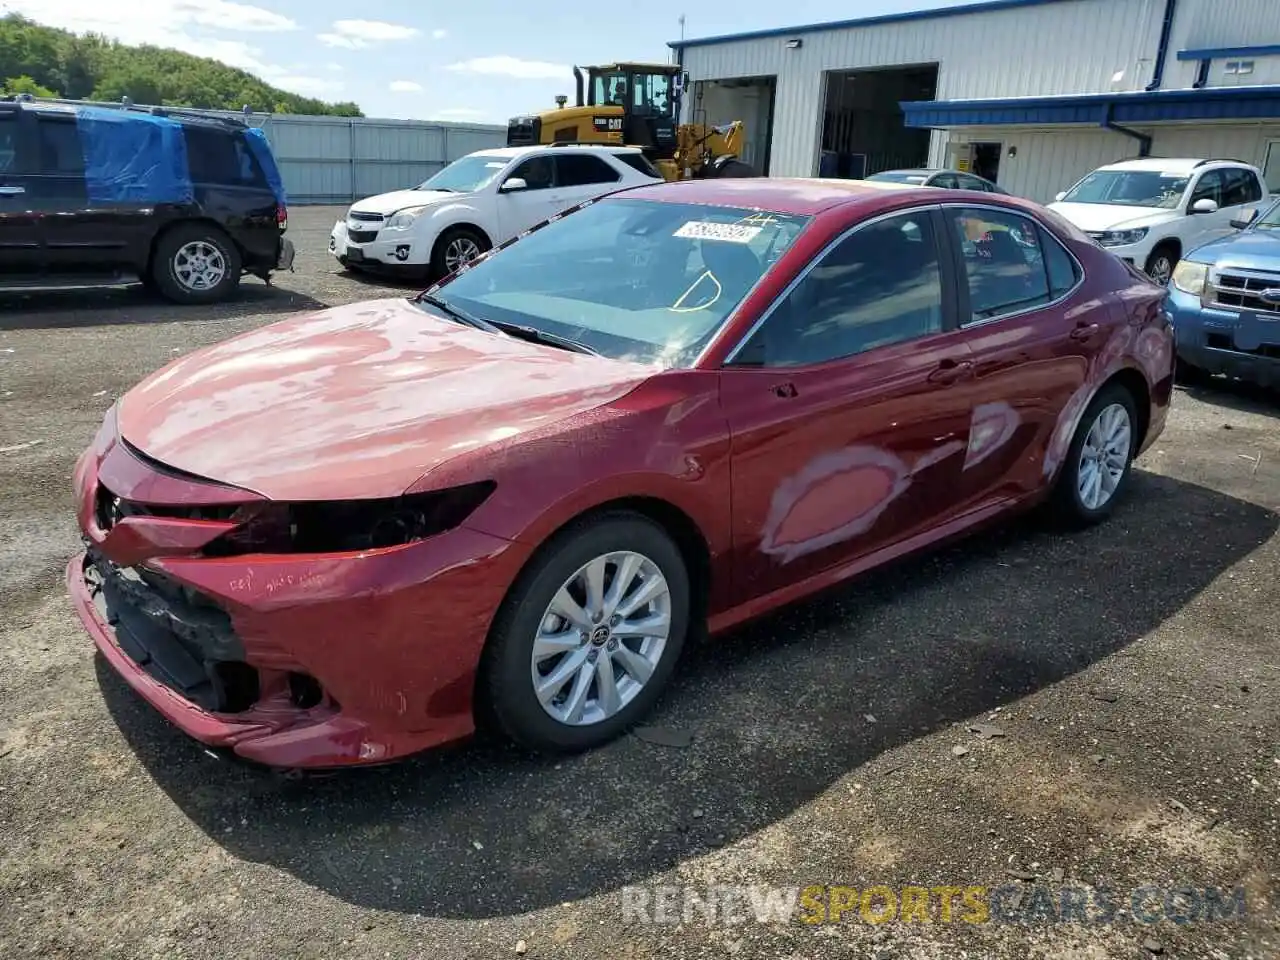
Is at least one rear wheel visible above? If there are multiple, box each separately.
[481,514,690,753]
[1049,383,1139,527]
[150,223,242,304]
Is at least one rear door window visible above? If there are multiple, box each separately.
[949,207,1054,324]
[554,153,622,187]
[184,126,267,188]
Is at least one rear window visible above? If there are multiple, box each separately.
[183,125,267,188]
[613,152,661,179]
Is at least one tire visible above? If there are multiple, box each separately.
[1049,382,1140,528]
[150,223,242,305]
[1143,243,1178,287]
[481,513,691,753]
[430,226,490,281]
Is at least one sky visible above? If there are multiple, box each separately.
[3,0,976,123]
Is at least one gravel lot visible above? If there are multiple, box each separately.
[1,206,1278,960]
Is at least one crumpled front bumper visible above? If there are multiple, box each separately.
[69,408,529,768]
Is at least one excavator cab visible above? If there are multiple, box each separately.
[582,63,681,159]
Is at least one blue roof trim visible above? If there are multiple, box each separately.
[668,0,1074,49]
[1176,45,1280,61]
[900,85,1280,128]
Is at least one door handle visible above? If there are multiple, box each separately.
[0,186,25,196]
[1070,322,1101,341]
[927,358,973,385]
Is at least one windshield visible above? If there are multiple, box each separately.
[867,171,929,185]
[1253,196,1280,229]
[1060,170,1189,208]
[431,198,813,367]
[416,154,509,193]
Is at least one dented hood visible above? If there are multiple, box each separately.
[117,298,654,500]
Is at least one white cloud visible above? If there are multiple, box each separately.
[9,0,298,40]
[389,80,424,93]
[325,62,345,73]
[329,18,419,42]
[431,28,447,40]
[444,56,569,80]
[317,32,364,49]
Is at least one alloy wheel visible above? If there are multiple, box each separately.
[444,236,482,272]
[173,240,228,291]
[529,551,672,727]
[1077,402,1132,511]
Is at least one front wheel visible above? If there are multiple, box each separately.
[481,514,690,753]
[1144,244,1178,287]
[1049,384,1139,527]
[430,226,490,281]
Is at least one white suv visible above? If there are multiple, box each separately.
[1047,158,1268,284]
[329,145,662,280]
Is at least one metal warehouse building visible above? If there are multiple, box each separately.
[672,0,1280,202]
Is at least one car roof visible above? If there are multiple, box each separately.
[603,176,937,215]
[471,144,644,161]
[1098,157,1251,174]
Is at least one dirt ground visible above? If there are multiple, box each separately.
[1,206,1277,960]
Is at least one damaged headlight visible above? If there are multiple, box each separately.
[204,481,496,556]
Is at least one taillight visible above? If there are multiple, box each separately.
[276,204,288,230]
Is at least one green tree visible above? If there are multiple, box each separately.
[2,75,58,97]
[0,13,364,116]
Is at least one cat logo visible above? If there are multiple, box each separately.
[592,116,625,133]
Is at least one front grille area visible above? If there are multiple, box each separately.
[348,228,379,244]
[347,210,383,223]
[1210,270,1280,316]
[94,482,239,534]
[85,549,259,713]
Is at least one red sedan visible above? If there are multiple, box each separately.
[68,177,1175,768]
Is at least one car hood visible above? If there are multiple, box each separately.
[350,189,459,217]
[116,298,655,501]
[1188,227,1280,267]
[1046,202,1176,232]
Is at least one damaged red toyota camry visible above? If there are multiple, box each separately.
[69,177,1175,769]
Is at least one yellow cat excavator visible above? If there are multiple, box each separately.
[505,62,756,181]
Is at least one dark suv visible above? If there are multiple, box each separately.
[0,97,294,304]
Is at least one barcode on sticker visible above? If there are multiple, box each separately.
[673,221,763,243]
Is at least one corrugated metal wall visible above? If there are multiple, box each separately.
[1164,0,1280,89]
[183,110,506,205]
[678,0,1168,177]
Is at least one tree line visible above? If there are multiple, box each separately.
[0,14,363,116]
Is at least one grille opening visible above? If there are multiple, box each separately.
[213,661,261,713]
[289,672,323,709]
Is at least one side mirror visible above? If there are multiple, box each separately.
[1054,191,1067,201]
[499,177,528,193]
[1230,208,1259,229]
[1190,198,1219,214]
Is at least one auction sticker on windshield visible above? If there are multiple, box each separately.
[674,221,764,243]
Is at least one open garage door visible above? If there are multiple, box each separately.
[689,76,777,175]
[819,65,938,179]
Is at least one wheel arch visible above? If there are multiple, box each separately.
[430,221,493,259]
[471,493,714,732]
[1045,364,1153,488]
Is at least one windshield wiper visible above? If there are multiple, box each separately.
[413,292,503,334]
[487,319,600,355]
